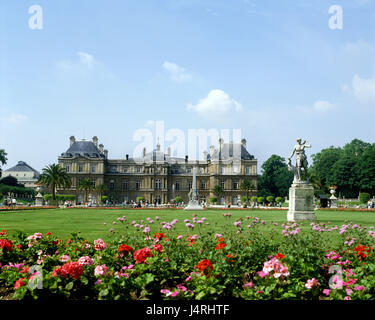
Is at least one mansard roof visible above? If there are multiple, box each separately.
[209,142,255,161]
[60,140,104,159]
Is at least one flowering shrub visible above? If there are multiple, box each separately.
[0,214,374,300]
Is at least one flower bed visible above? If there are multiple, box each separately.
[0,206,58,212]
[0,215,374,300]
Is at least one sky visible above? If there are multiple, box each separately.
[0,0,374,173]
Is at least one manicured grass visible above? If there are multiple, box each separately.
[0,208,374,241]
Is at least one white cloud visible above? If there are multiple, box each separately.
[162,61,192,82]
[77,51,95,67]
[351,74,375,104]
[187,89,243,115]
[5,114,28,125]
[59,51,96,71]
[313,100,336,112]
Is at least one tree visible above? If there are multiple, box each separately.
[78,178,94,203]
[213,185,224,199]
[240,180,255,203]
[0,175,19,186]
[0,149,7,178]
[331,154,359,198]
[359,193,371,204]
[174,196,183,204]
[266,196,274,204]
[96,184,108,203]
[358,144,375,194]
[310,146,342,191]
[37,164,71,201]
[258,155,293,198]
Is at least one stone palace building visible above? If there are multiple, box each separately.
[57,136,258,205]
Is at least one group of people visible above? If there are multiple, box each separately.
[2,198,17,207]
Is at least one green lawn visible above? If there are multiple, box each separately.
[0,208,374,241]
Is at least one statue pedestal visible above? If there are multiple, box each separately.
[287,182,315,221]
[184,200,203,211]
[330,196,338,208]
[35,193,44,206]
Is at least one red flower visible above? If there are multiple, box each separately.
[154,233,165,241]
[215,242,227,250]
[14,278,27,289]
[133,247,153,264]
[0,239,13,252]
[195,259,214,273]
[52,262,84,280]
[19,266,30,274]
[118,244,133,255]
[354,245,373,259]
[275,253,285,260]
[0,230,7,237]
[218,237,225,243]
[16,244,23,250]
[46,232,52,236]
[153,244,163,253]
[226,254,235,263]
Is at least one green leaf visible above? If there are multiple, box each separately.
[99,288,109,297]
[65,281,74,290]
[80,276,88,285]
[196,291,206,300]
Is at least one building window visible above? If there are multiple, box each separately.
[91,164,96,173]
[200,167,204,174]
[175,181,180,191]
[187,167,192,173]
[136,167,141,173]
[233,165,239,174]
[135,180,141,190]
[220,166,225,174]
[92,180,96,188]
[78,164,83,173]
[246,166,250,174]
[109,182,115,190]
[65,164,70,173]
[122,180,128,190]
[201,181,206,190]
[233,181,238,190]
[220,180,225,189]
[188,181,192,190]
[123,167,128,173]
[155,179,161,190]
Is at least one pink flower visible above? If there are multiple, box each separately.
[257,271,268,278]
[344,296,351,300]
[170,291,179,297]
[94,264,109,277]
[176,235,183,240]
[354,285,365,291]
[305,278,320,289]
[59,255,71,263]
[322,289,331,296]
[176,284,187,292]
[244,281,254,288]
[78,256,94,266]
[94,238,107,251]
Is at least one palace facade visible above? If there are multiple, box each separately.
[57,136,258,205]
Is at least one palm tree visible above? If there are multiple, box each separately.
[0,149,7,178]
[96,183,108,204]
[240,180,255,204]
[213,185,224,203]
[78,178,94,203]
[37,164,71,201]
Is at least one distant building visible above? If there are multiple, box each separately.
[58,136,258,205]
[2,161,40,189]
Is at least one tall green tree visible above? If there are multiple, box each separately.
[258,154,293,198]
[78,178,94,203]
[240,180,255,203]
[358,144,375,194]
[213,185,224,199]
[37,164,71,200]
[0,149,7,178]
[96,184,108,204]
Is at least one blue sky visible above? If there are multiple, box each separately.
[0,0,374,172]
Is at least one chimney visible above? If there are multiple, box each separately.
[241,139,247,148]
[203,151,208,160]
[185,155,188,162]
[209,145,215,155]
[167,147,171,156]
[219,138,224,150]
[126,154,129,160]
[143,147,146,157]
[104,149,108,159]
[69,136,76,147]
[99,144,104,154]
[92,136,98,147]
